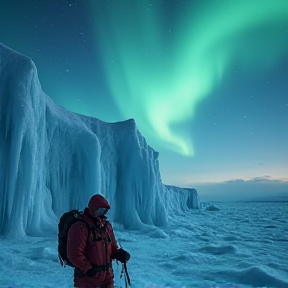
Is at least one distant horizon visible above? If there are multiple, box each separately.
[200,197,288,204]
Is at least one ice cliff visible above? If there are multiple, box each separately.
[0,43,200,237]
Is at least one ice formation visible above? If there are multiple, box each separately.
[0,43,200,237]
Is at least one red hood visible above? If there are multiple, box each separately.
[87,194,110,214]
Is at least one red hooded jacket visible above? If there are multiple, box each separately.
[67,194,118,288]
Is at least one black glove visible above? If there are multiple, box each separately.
[86,266,98,277]
[113,248,130,263]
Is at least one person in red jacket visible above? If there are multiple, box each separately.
[67,194,130,288]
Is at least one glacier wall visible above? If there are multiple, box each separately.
[0,43,200,237]
[165,185,200,211]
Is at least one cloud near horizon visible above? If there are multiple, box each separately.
[193,177,288,202]
[223,176,288,184]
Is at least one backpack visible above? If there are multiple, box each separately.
[58,209,90,267]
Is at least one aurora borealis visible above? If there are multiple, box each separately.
[0,0,287,200]
[90,0,288,157]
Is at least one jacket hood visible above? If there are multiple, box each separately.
[87,194,110,214]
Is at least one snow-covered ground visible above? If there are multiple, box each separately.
[1,202,287,288]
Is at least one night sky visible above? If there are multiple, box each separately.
[1,0,287,201]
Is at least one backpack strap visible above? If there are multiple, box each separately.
[78,218,91,243]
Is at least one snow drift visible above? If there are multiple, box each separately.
[0,43,200,237]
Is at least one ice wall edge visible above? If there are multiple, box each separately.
[0,43,200,237]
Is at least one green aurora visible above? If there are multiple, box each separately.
[90,0,288,156]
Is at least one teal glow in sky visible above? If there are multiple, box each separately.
[0,0,287,200]
[91,0,288,156]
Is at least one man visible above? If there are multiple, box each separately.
[67,194,130,288]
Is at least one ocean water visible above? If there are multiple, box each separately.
[1,202,287,288]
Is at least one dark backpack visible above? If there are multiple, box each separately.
[58,209,90,267]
